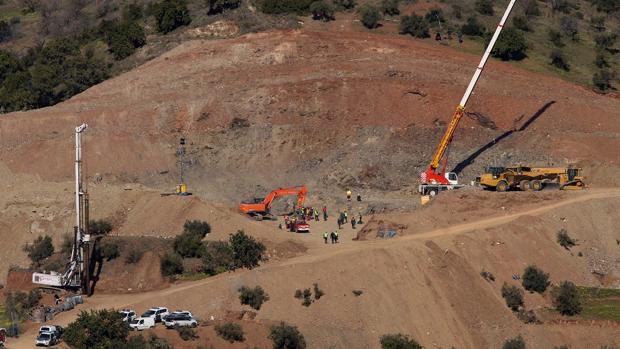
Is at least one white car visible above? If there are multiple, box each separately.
[129,317,155,331]
[141,307,169,323]
[38,326,60,335]
[165,310,193,320]
[164,314,198,329]
[119,309,137,322]
[35,332,57,347]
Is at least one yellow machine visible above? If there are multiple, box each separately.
[476,166,585,192]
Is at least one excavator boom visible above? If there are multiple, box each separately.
[239,186,308,219]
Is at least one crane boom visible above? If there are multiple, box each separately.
[422,0,517,186]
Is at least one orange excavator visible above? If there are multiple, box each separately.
[239,186,308,220]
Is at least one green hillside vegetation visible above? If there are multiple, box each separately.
[0,0,618,113]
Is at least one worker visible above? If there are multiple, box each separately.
[351,219,356,229]
[322,206,328,221]
[343,211,348,223]
[357,194,362,201]
[330,232,336,244]
[346,189,352,201]
[314,208,319,221]
[337,216,342,229]
[358,213,363,224]
[334,231,339,243]
[323,232,328,244]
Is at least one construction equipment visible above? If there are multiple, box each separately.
[176,137,191,196]
[418,0,517,197]
[476,166,586,191]
[239,186,308,221]
[32,124,91,293]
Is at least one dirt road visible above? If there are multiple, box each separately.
[8,188,620,348]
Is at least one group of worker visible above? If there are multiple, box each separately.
[323,231,339,244]
[337,211,363,230]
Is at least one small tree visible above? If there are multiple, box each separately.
[160,252,184,276]
[310,0,335,21]
[334,0,356,10]
[173,231,204,258]
[548,29,564,47]
[380,333,423,349]
[556,229,575,249]
[269,322,306,349]
[183,220,211,237]
[503,335,526,349]
[399,14,430,38]
[230,230,265,269]
[594,32,617,51]
[99,240,120,261]
[513,16,531,32]
[359,5,381,29]
[125,247,144,264]
[475,0,494,16]
[0,20,12,43]
[461,16,485,36]
[552,281,582,316]
[4,290,41,320]
[64,310,128,349]
[381,0,400,16]
[176,327,198,341]
[215,322,244,342]
[202,240,234,275]
[595,52,609,68]
[153,0,191,34]
[491,27,527,61]
[90,219,113,235]
[207,0,241,15]
[522,265,550,293]
[560,16,578,41]
[593,69,614,91]
[523,0,540,17]
[501,282,524,311]
[238,285,269,310]
[24,235,54,265]
[549,49,570,71]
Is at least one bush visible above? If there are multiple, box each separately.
[202,240,234,275]
[230,230,265,269]
[491,27,527,61]
[4,290,41,320]
[548,29,563,47]
[313,283,324,300]
[552,281,582,316]
[90,219,113,235]
[183,220,211,237]
[174,231,204,258]
[359,5,381,29]
[207,0,241,15]
[593,69,614,91]
[501,283,524,311]
[380,333,422,349]
[334,0,356,10]
[399,14,430,38]
[125,247,144,264]
[516,309,539,324]
[503,335,526,349]
[294,289,303,298]
[550,49,570,71]
[0,20,12,43]
[122,3,144,21]
[425,8,444,24]
[556,229,575,249]
[24,235,54,265]
[301,288,312,306]
[475,0,494,15]
[310,0,335,21]
[125,334,174,349]
[238,285,269,310]
[99,20,146,60]
[480,270,495,282]
[461,16,485,36]
[560,16,578,41]
[64,310,128,349]
[352,289,363,296]
[591,15,606,32]
[257,0,313,14]
[595,52,609,68]
[594,32,617,51]
[522,265,550,293]
[176,326,198,341]
[215,322,244,342]
[153,0,191,34]
[99,240,120,261]
[513,16,531,32]
[381,0,400,16]
[269,322,306,349]
[160,252,184,276]
[523,0,540,17]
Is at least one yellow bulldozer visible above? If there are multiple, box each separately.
[476,165,585,192]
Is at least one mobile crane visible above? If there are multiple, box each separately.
[239,186,308,221]
[419,0,517,197]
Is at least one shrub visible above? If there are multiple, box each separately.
[475,0,494,15]
[160,252,184,276]
[125,247,144,264]
[513,16,530,31]
[153,0,191,34]
[125,334,174,349]
[202,240,234,275]
[359,5,381,29]
[334,0,356,10]
[352,289,363,296]
[238,285,269,310]
[503,335,526,349]
[593,69,614,91]
[99,20,146,60]
[230,230,265,269]
[399,14,430,38]
[556,229,575,249]
[516,309,539,324]
[207,0,241,15]
[425,8,444,24]
[380,333,422,349]
[590,15,606,32]
[24,235,54,265]
[491,27,527,61]
[0,20,12,43]
[523,0,540,17]
[552,281,582,316]
[4,290,41,320]
[257,0,313,14]
[595,52,609,68]
[560,16,578,41]
[183,220,212,237]
[501,283,524,311]
[522,265,550,293]
[301,288,312,306]
[176,326,198,341]
[122,3,143,21]
[451,4,462,19]
[549,49,570,71]
[595,32,617,51]
[174,231,204,258]
[215,322,244,342]
[313,283,324,299]
[590,0,620,13]
[269,322,306,349]
[548,29,563,47]
[310,0,335,21]
[99,240,120,261]
[90,219,113,235]
[381,0,400,16]
[461,16,485,36]
[480,270,495,282]
[64,310,128,349]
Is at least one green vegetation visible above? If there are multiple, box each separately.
[99,20,146,60]
[230,230,266,269]
[461,16,485,36]
[550,49,571,70]
[270,322,306,349]
[176,326,198,341]
[381,0,400,16]
[399,14,430,38]
[215,322,244,342]
[124,334,174,349]
[160,252,184,276]
[475,0,494,16]
[3,289,41,321]
[207,0,241,15]
[359,5,381,29]
[552,281,582,316]
[557,229,576,249]
[202,240,234,275]
[492,27,528,60]
[503,335,526,349]
[238,285,269,310]
[577,286,620,321]
[257,0,314,15]
[501,282,524,311]
[125,247,144,264]
[98,240,120,261]
[174,220,211,258]
[64,310,128,349]
[23,235,54,265]
[522,265,550,293]
[153,0,191,34]
[310,0,335,21]
[380,333,423,349]
[90,219,113,235]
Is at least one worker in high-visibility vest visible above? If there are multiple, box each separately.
[323,232,328,244]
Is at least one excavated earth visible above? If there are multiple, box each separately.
[1,29,620,348]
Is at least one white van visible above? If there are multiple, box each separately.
[128,317,155,331]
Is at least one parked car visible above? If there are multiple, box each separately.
[163,310,194,321]
[141,307,169,323]
[38,325,62,338]
[164,314,198,328]
[119,309,137,322]
[35,332,58,347]
[129,317,155,331]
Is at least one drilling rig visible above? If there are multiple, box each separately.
[418,0,517,197]
[32,124,92,295]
